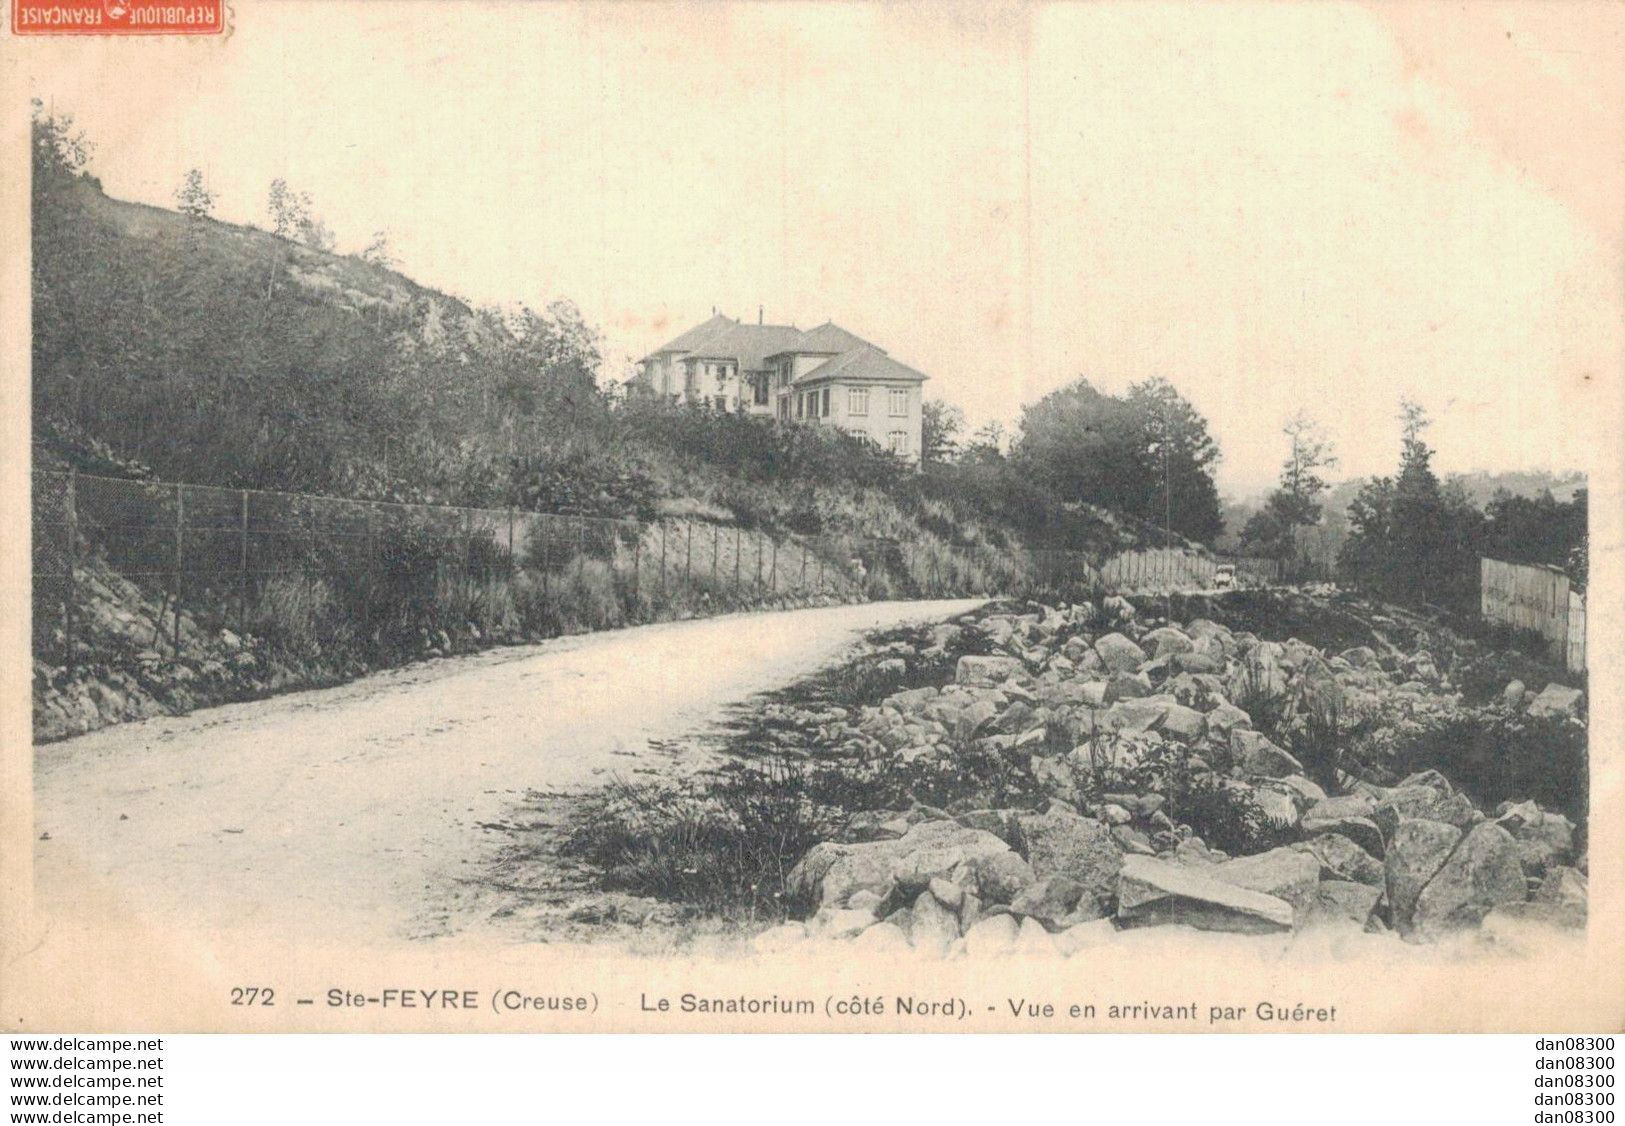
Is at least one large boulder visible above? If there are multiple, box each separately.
[1160,703,1206,742]
[909,889,961,956]
[1300,833,1384,888]
[1384,819,1462,934]
[956,655,1027,687]
[1300,812,1385,859]
[1015,807,1123,913]
[787,820,1034,908]
[1495,802,1576,875]
[1411,821,1527,940]
[1309,880,1383,929]
[891,822,1036,903]
[1094,633,1149,674]
[1105,671,1154,702]
[1204,702,1252,741]
[787,841,897,909]
[1142,626,1195,658]
[1207,846,1322,914]
[1371,785,1478,835]
[1008,875,1088,928]
[1527,683,1583,718]
[1102,698,1169,734]
[964,914,1021,957]
[1231,728,1304,778]
[1116,854,1295,934]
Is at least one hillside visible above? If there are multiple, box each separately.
[34,165,1161,561]
[31,152,1178,741]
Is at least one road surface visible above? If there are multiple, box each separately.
[33,599,982,945]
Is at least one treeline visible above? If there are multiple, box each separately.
[919,376,1225,547]
[1336,401,1586,612]
[1234,397,1586,615]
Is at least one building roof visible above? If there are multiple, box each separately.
[682,322,807,371]
[646,312,735,359]
[796,345,928,385]
[646,315,914,380]
[766,321,878,360]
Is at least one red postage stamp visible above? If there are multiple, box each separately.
[12,0,224,35]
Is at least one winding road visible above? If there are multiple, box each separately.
[33,599,982,945]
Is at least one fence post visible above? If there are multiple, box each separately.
[734,527,742,597]
[801,542,808,591]
[711,523,719,584]
[577,516,586,584]
[632,523,642,612]
[659,521,667,602]
[685,519,693,586]
[172,482,185,653]
[238,489,250,634]
[506,507,514,560]
[755,533,763,593]
[65,469,78,671]
[770,538,778,595]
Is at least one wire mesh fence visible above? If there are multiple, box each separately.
[29,470,1080,668]
[30,469,1280,669]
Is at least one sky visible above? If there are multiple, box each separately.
[16,1,1622,496]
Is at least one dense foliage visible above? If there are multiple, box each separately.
[1011,377,1224,544]
[1336,400,1587,613]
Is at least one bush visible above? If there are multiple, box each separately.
[1114,741,1289,856]
[563,756,839,921]
[1392,706,1588,825]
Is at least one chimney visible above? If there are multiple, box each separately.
[758,305,763,325]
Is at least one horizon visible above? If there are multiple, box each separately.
[20,1,1617,496]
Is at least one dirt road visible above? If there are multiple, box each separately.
[33,599,982,945]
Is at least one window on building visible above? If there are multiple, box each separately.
[821,388,831,417]
[796,393,804,420]
[848,387,869,416]
[714,395,727,411]
[889,430,908,455]
[753,375,769,405]
[889,388,908,417]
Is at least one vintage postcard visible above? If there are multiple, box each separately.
[1,0,1620,1034]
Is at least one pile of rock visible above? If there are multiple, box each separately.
[764,598,1586,956]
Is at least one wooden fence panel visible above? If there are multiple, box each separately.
[1480,556,1583,671]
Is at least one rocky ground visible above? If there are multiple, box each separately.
[638,593,1590,959]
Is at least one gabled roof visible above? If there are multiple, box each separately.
[765,321,878,361]
[796,345,928,385]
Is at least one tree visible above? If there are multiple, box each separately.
[174,168,216,219]
[358,229,397,269]
[1242,410,1337,563]
[920,401,964,464]
[1337,397,1483,610]
[31,99,94,185]
[266,178,335,250]
[960,419,1010,465]
[266,178,301,239]
[1013,376,1222,542]
[1125,377,1224,544]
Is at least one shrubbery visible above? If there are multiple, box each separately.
[1391,706,1588,825]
